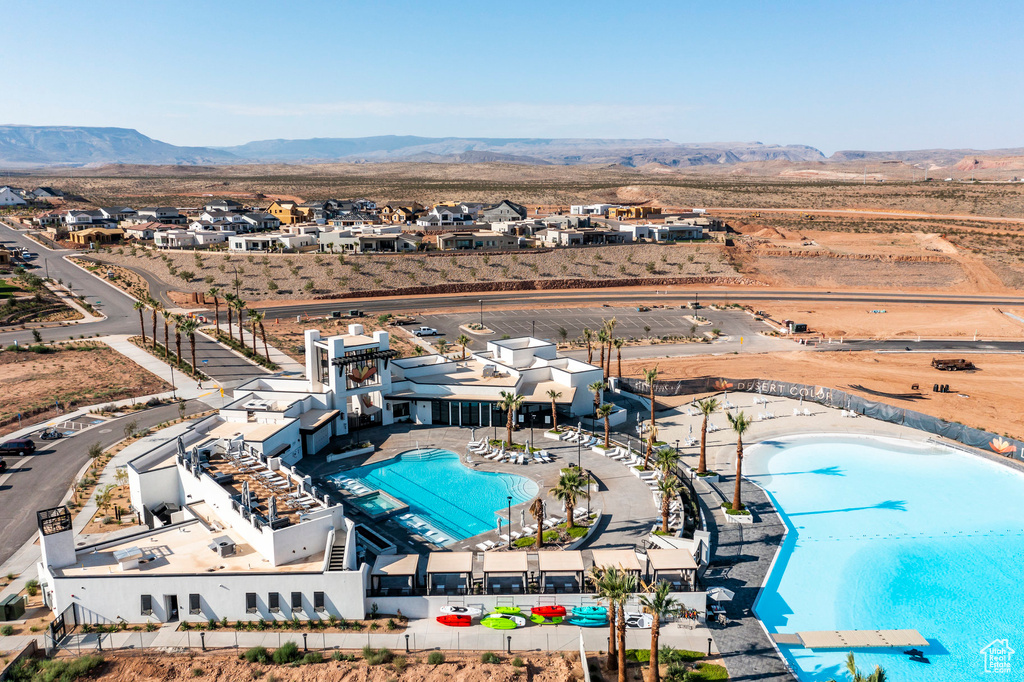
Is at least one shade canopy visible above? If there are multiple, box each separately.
[371,553,419,577]
[537,551,584,574]
[482,551,528,575]
[426,551,474,575]
[646,548,698,572]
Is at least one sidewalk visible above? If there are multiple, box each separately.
[99,334,222,401]
[206,322,304,373]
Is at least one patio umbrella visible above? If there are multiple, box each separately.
[471,427,476,442]
[707,587,735,602]
[799,397,803,408]
[520,509,526,527]
[176,435,186,460]
[497,518,503,535]
[269,496,277,521]
[242,481,250,509]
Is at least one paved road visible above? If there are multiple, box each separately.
[0,401,207,566]
[713,206,1024,225]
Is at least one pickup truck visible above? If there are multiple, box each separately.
[412,326,439,337]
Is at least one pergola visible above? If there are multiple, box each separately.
[482,551,528,594]
[426,552,474,595]
[645,549,698,591]
[590,549,643,579]
[370,554,420,596]
[538,551,585,593]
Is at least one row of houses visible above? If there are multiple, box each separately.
[0,185,64,207]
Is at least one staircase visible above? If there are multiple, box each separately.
[327,528,347,571]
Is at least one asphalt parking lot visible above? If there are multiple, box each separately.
[407,305,770,350]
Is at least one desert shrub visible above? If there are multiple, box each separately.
[272,641,300,664]
[332,651,356,662]
[427,651,445,665]
[24,579,38,596]
[301,652,323,665]
[392,655,406,671]
[481,652,501,664]
[243,646,270,664]
[1,625,13,636]
[362,645,393,666]
[512,656,524,667]
[191,667,204,677]
[9,654,104,682]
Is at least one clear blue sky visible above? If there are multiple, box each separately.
[5,0,1021,153]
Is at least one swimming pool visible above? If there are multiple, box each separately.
[326,448,538,544]
[747,434,1024,682]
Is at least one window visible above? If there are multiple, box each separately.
[189,594,201,615]
[291,592,303,612]
[141,594,153,616]
[245,593,257,613]
[268,592,280,613]
[313,592,325,613]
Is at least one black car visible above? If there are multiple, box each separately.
[0,439,35,456]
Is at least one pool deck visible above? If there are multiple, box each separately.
[300,422,663,553]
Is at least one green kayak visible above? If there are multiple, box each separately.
[482,614,525,629]
[530,613,564,625]
[491,606,521,615]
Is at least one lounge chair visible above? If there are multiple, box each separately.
[793,408,801,417]
[539,450,553,462]
[803,408,812,416]
[516,453,526,465]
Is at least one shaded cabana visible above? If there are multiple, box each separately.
[590,549,643,582]
[370,554,420,596]
[483,551,528,594]
[538,551,585,593]
[645,549,698,591]
[426,552,474,595]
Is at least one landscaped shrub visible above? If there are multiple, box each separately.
[511,656,525,667]
[481,652,501,664]
[8,654,104,682]
[191,666,203,677]
[243,646,270,663]
[1,624,14,636]
[301,652,323,665]
[427,651,445,665]
[362,645,393,665]
[392,655,407,671]
[332,651,356,662]
[272,641,300,664]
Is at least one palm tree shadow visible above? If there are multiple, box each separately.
[747,465,845,479]
[789,499,908,516]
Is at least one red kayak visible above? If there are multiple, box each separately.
[436,614,472,627]
[531,605,567,618]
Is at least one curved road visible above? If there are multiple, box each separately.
[713,206,1024,225]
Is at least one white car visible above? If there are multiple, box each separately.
[413,326,439,337]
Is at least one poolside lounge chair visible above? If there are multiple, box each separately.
[516,453,526,465]
[803,408,812,416]
[539,450,553,462]
[793,408,801,417]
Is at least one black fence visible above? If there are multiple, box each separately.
[619,376,1024,462]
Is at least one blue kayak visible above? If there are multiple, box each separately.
[569,616,608,627]
[572,606,608,617]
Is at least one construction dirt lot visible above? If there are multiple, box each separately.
[0,344,169,436]
[620,351,1024,441]
[261,315,424,362]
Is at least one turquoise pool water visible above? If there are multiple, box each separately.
[748,434,1024,682]
[347,491,407,519]
[327,449,537,542]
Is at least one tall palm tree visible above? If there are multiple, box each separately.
[603,317,617,379]
[582,327,594,364]
[161,308,174,361]
[172,314,184,368]
[642,366,659,468]
[246,308,262,356]
[589,566,621,673]
[148,298,159,350]
[613,337,625,377]
[827,653,887,682]
[207,286,220,332]
[249,309,270,362]
[588,380,605,412]
[653,446,679,475]
[638,581,678,682]
[655,474,680,533]
[133,300,147,345]
[696,398,720,475]
[223,293,236,344]
[616,572,639,682]
[726,411,752,511]
[179,317,199,374]
[456,333,470,360]
[596,403,614,448]
[597,328,609,379]
[498,391,523,448]
[546,389,562,432]
[231,297,247,347]
[551,468,588,529]
[529,498,545,549]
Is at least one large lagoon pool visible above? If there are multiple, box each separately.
[326,448,537,544]
[747,434,1024,682]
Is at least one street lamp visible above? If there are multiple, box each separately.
[577,434,581,470]
[586,471,592,517]
[506,496,512,547]
[479,299,483,327]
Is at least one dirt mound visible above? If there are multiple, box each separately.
[954,155,1024,172]
[750,227,786,240]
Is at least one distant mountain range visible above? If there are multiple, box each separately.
[0,125,1020,169]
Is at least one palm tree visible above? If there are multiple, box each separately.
[250,309,270,362]
[456,334,470,360]
[582,327,594,363]
[546,389,562,432]
[653,446,679,475]
[551,468,588,529]
[589,566,622,673]
[588,380,605,412]
[726,411,752,511]
[642,366,659,468]
[613,337,625,377]
[207,286,220,332]
[616,572,639,682]
[223,293,236,344]
[179,317,199,374]
[148,298,159,350]
[231,297,247,347]
[529,498,545,549]
[603,317,617,378]
[498,391,523,448]
[161,308,174,361]
[827,653,887,682]
[597,328,609,379]
[638,581,678,682]
[596,403,614,448]
[696,398,719,475]
[246,308,262,356]
[172,314,184,368]
[436,338,449,357]
[133,300,147,345]
[655,474,680,533]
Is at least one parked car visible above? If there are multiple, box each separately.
[412,326,439,337]
[40,427,62,440]
[0,438,35,456]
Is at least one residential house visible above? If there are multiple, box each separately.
[437,231,519,251]
[137,207,186,224]
[415,205,475,229]
[617,223,703,242]
[153,229,197,249]
[69,227,124,246]
[267,200,303,225]
[123,222,168,240]
[37,211,63,227]
[537,226,631,247]
[0,187,28,206]
[0,248,11,267]
[99,207,137,222]
[570,203,619,216]
[542,215,591,230]
[319,229,420,254]
[478,199,527,223]
[31,187,64,200]
[487,219,544,236]
[608,206,661,221]
[199,210,247,224]
[204,199,244,213]
[240,212,281,231]
[330,211,380,228]
[63,210,119,231]
[379,203,424,224]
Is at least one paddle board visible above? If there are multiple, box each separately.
[440,605,482,617]
[624,613,654,629]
